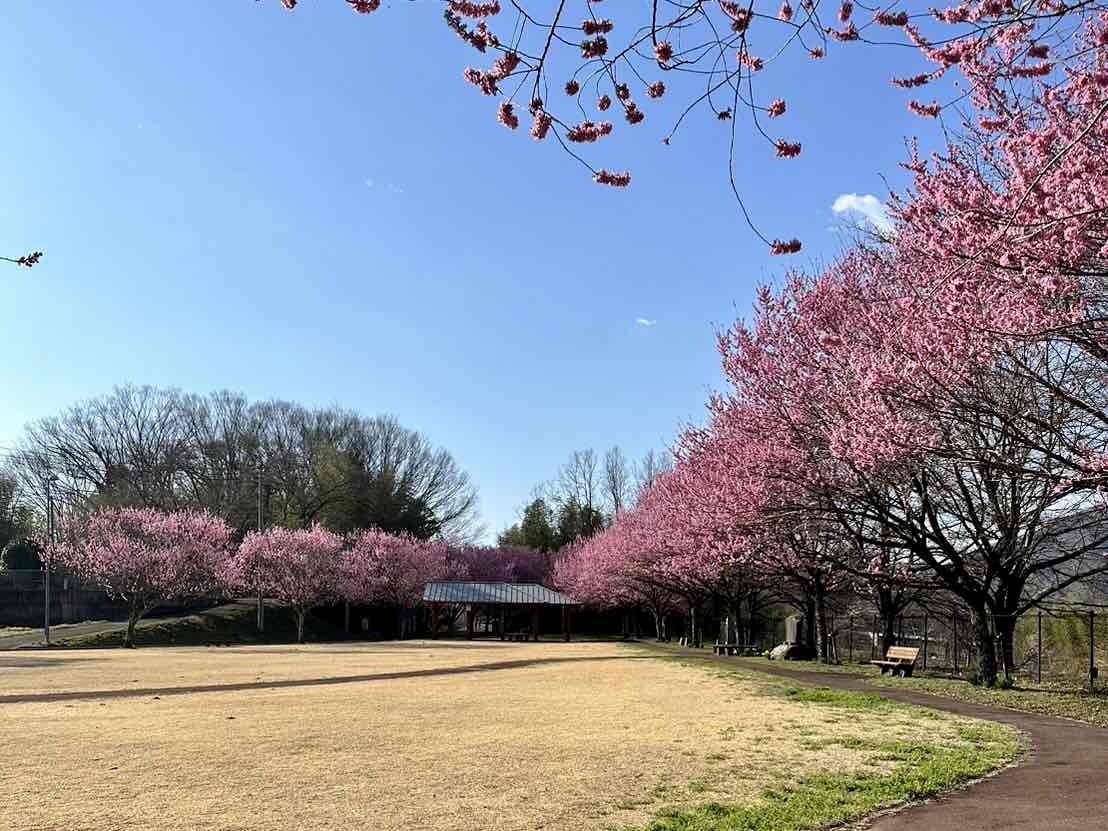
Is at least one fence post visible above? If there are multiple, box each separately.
[871,615,877,660]
[1090,610,1097,692]
[922,614,929,671]
[953,615,959,675]
[1037,609,1042,685]
[848,614,854,664]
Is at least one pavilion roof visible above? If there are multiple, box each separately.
[422,581,578,606]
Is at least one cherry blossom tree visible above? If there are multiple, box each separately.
[1,252,42,268]
[448,543,551,582]
[341,529,457,636]
[54,508,233,647]
[224,524,345,643]
[270,0,1107,253]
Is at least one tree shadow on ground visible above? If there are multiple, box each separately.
[0,654,656,705]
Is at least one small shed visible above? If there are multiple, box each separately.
[422,581,579,641]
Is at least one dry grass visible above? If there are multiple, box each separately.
[2,642,996,831]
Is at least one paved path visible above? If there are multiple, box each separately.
[0,619,125,650]
[727,659,1108,831]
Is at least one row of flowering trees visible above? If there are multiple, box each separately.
[556,12,1108,687]
[54,507,547,647]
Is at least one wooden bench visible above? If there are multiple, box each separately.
[872,646,919,677]
[713,643,758,656]
[506,631,530,642]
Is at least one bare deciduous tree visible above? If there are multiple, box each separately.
[13,385,483,542]
[635,448,672,501]
[603,446,632,515]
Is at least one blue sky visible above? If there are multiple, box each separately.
[1,2,939,539]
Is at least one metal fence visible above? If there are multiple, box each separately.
[755,607,1108,690]
[0,569,127,627]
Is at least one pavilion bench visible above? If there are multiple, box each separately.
[506,630,531,642]
[872,646,920,677]
[713,642,758,656]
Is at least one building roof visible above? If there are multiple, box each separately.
[422,581,579,606]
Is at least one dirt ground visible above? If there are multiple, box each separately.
[2,641,983,831]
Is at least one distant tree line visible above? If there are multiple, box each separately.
[498,447,671,552]
[7,385,483,546]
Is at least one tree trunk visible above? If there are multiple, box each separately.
[804,597,816,652]
[652,608,662,640]
[124,608,141,649]
[880,614,897,656]
[995,613,1017,682]
[731,601,744,646]
[971,608,998,686]
[875,586,898,655]
[296,609,306,644]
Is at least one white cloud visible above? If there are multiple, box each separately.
[635,318,657,327]
[831,193,892,234]
[365,177,406,194]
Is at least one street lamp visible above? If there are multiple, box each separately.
[44,475,57,646]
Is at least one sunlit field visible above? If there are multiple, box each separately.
[0,642,1017,831]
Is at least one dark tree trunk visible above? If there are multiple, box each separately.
[875,586,899,655]
[124,609,140,649]
[972,608,998,686]
[995,613,1018,681]
[296,609,306,644]
[804,597,816,652]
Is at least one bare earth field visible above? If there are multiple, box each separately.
[1,641,1007,831]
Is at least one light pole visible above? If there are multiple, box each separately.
[257,462,265,632]
[44,475,57,646]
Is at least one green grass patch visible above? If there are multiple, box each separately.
[730,655,1108,729]
[639,721,1018,831]
[868,674,1108,728]
[779,685,896,712]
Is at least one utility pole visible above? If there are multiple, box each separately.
[44,476,56,646]
[256,462,265,632]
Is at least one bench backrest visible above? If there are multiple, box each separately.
[885,646,919,662]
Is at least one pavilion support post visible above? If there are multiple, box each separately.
[465,605,475,640]
[431,604,440,639]
[499,606,506,641]
[532,607,540,642]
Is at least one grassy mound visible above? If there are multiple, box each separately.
[54,602,347,648]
